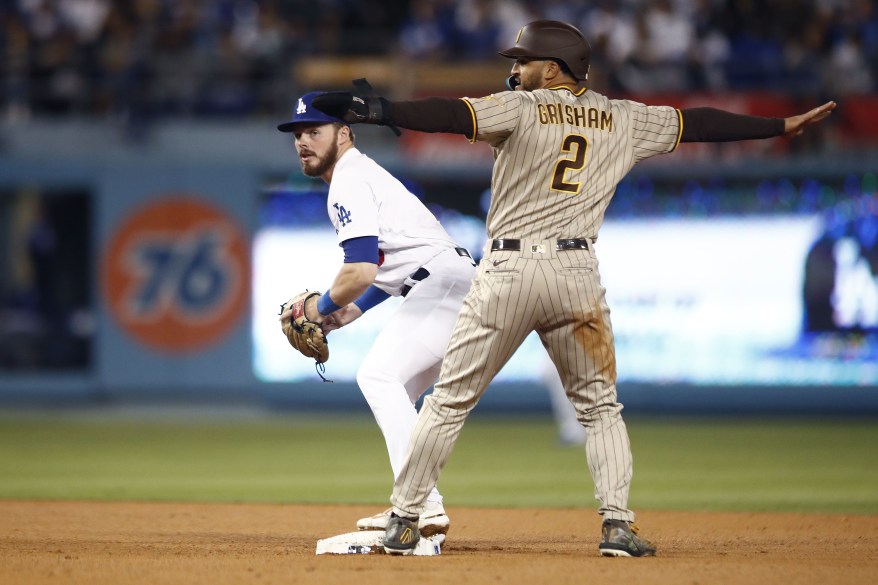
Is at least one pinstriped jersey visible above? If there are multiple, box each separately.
[462,87,682,241]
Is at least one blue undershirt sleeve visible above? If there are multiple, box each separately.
[341,236,379,264]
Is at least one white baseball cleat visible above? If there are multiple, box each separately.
[357,501,450,541]
[356,507,393,531]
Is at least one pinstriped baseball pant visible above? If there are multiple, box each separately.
[391,240,636,523]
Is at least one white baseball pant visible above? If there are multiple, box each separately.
[356,247,475,504]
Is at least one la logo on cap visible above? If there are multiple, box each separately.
[296,98,307,114]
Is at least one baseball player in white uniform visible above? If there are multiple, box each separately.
[277,92,476,543]
[314,20,836,557]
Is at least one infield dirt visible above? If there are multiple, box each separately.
[1,501,875,585]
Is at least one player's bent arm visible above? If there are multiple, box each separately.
[322,286,389,333]
[679,101,836,143]
[312,262,377,320]
[309,235,380,320]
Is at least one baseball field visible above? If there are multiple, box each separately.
[1,411,876,584]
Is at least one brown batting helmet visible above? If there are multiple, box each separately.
[499,20,591,81]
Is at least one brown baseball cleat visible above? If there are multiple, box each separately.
[599,520,657,557]
[383,514,420,556]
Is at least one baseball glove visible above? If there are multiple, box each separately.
[280,291,329,364]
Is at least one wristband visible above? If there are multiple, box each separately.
[317,291,342,316]
[353,285,390,313]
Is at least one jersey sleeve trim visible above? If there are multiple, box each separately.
[547,85,587,96]
[461,98,477,143]
[670,108,684,153]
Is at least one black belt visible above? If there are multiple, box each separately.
[401,247,472,297]
[490,238,591,251]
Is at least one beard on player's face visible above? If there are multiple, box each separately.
[298,126,340,177]
[301,141,338,177]
[519,62,546,91]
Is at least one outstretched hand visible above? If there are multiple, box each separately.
[784,101,836,137]
[311,92,356,120]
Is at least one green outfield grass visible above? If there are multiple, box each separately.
[0,411,875,514]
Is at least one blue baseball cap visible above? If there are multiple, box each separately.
[277,91,347,132]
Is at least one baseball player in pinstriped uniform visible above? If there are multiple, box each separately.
[277,92,477,543]
[314,20,836,556]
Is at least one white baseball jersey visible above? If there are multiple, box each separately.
[328,147,459,296]
[463,87,681,240]
[322,147,477,517]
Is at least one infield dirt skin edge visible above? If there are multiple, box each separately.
[1,501,875,585]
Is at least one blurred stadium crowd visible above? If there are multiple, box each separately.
[1,0,876,121]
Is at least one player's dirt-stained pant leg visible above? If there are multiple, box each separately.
[537,247,635,523]
[391,245,549,516]
[357,256,474,501]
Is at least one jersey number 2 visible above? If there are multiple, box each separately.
[551,134,589,194]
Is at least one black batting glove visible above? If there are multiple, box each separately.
[310,91,356,120]
[312,78,401,136]
[311,92,388,124]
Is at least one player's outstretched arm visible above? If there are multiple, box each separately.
[680,100,837,143]
[312,80,475,137]
[783,101,837,137]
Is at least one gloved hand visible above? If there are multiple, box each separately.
[312,78,401,136]
[279,291,329,364]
